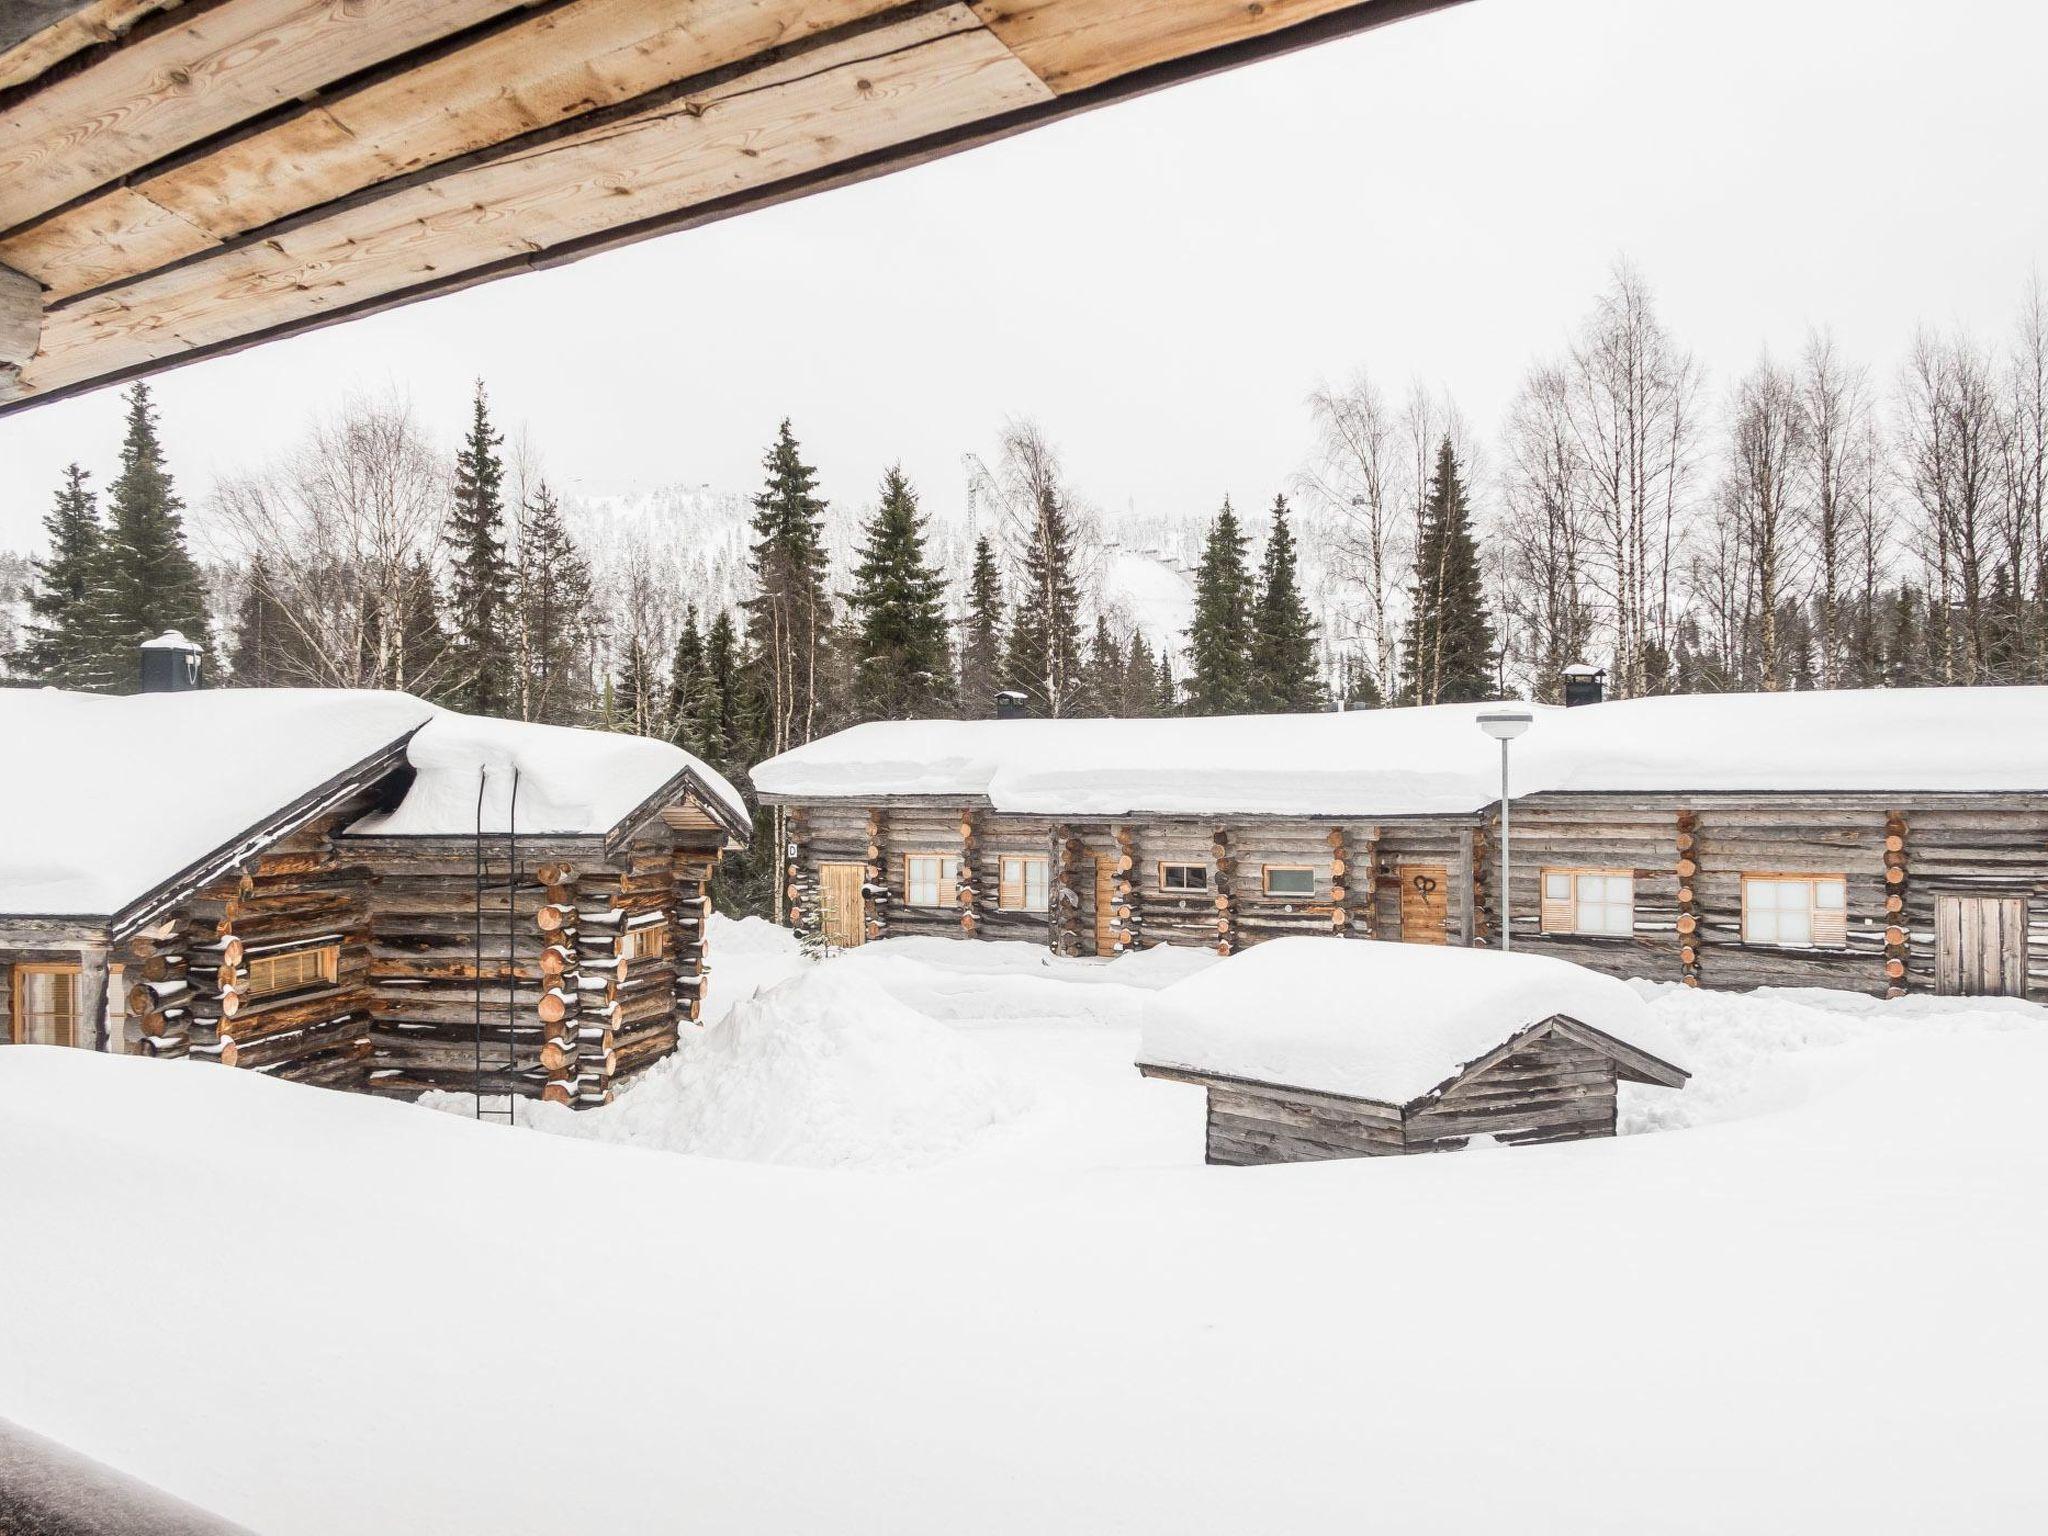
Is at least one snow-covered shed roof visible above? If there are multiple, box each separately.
[1137,938,1685,1106]
[0,688,433,919]
[750,687,2048,817]
[346,713,749,839]
[0,689,750,923]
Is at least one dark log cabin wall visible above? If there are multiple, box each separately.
[778,790,2046,1002]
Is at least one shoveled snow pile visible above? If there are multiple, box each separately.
[1140,937,1675,1104]
[525,966,1030,1169]
[752,686,2048,817]
[348,710,745,836]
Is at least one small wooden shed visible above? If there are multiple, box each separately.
[1136,938,1688,1166]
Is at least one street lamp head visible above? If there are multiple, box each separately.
[1476,707,1534,742]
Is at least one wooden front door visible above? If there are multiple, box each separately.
[10,964,81,1046]
[1092,855,1117,957]
[1398,864,1449,946]
[1935,895,2028,996]
[819,862,866,949]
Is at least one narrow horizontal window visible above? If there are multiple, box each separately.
[1539,869,1635,937]
[244,943,339,1001]
[997,854,1049,913]
[1159,862,1208,894]
[1263,865,1316,898]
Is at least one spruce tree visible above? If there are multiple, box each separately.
[515,480,594,724]
[611,633,661,737]
[1248,494,1323,712]
[1001,482,1085,716]
[958,536,1005,719]
[1082,616,1125,716]
[96,382,210,688]
[745,419,833,754]
[1185,496,1255,715]
[1156,652,1180,715]
[695,608,747,775]
[17,463,107,688]
[444,381,516,716]
[847,465,954,719]
[395,555,450,699]
[1121,633,1161,718]
[666,605,708,747]
[228,557,312,686]
[1399,439,1495,705]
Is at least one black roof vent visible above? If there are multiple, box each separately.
[994,690,1030,720]
[1562,664,1605,707]
[139,631,203,693]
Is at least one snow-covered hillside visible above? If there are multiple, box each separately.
[3,924,2043,1534]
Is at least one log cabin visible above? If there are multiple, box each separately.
[0,652,750,1108]
[752,684,2048,1003]
[1136,938,1689,1165]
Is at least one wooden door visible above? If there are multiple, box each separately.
[1092,855,1116,957]
[10,964,80,1046]
[819,862,866,949]
[1935,895,2028,996]
[1397,864,1449,946]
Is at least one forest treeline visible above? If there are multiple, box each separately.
[6,262,2047,912]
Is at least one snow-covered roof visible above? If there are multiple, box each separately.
[0,689,750,921]
[347,713,748,838]
[1137,937,1680,1105]
[0,688,433,918]
[751,687,2048,817]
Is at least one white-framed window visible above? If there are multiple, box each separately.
[904,853,959,909]
[1159,862,1208,894]
[1743,875,1847,948]
[1540,870,1635,937]
[1263,865,1316,898]
[997,854,1050,913]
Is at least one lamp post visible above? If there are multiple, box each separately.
[1476,707,1534,951]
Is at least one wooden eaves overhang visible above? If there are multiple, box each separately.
[0,729,419,947]
[0,0,1466,411]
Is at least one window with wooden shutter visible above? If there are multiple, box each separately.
[11,965,80,1047]
[620,923,669,961]
[244,943,339,1000]
[1539,870,1634,936]
[904,854,959,908]
[1742,875,1848,948]
[1159,862,1207,893]
[997,854,1049,912]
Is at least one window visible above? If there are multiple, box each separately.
[1743,875,1847,948]
[1263,866,1316,898]
[11,965,79,1047]
[244,943,339,1001]
[1540,870,1635,937]
[1159,862,1208,894]
[997,854,1050,913]
[621,923,669,961]
[904,853,959,908]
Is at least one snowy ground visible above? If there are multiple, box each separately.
[3,920,2045,1533]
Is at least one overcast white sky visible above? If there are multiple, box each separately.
[2,0,2043,551]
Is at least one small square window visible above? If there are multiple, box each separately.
[998,854,1049,912]
[905,854,959,908]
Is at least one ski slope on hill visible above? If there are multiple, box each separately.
[2,931,2043,1535]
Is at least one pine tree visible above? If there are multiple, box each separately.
[745,419,833,753]
[1001,481,1085,716]
[1248,493,1323,712]
[1156,652,1180,716]
[96,382,210,688]
[957,536,1005,719]
[611,634,661,737]
[847,465,954,720]
[696,608,747,775]
[443,381,515,716]
[16,463,107,688]
[1400,439,1495,705]
[665,605,708,747]
[516,480,595,724]
[1185,496,1255,715]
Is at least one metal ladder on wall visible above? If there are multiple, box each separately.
[473,764,521,1124]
